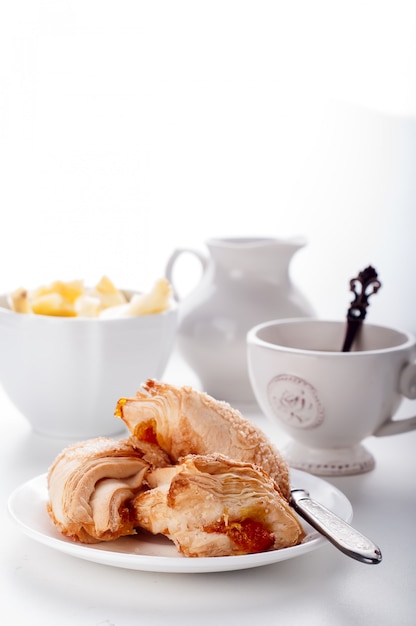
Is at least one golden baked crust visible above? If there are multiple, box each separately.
[134,453,305,557]
[116,379,291,500]
[47,437,149,543]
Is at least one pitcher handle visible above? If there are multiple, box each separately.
[374,361,416,437]
[165,247,208,301]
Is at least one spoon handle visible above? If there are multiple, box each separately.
[290,489,382,564]
[341,265,381,352]
[342,317,362,353]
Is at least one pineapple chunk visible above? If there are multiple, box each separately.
[28,279,84,316]
[86,275,128,311]
[7,287,31,313]
[127,278,172,315]
[74,295,101,317]
[30,293,77,317]
[95,275,119,294]
[33,280,84,304]
[99,278,172,317]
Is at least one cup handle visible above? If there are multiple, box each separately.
[374,362,416,437]
[165,248,208,301]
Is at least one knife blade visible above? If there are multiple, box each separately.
[290,488,382,564]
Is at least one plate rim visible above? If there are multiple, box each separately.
[8,468,353,573]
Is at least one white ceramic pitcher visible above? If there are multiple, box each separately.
[165,236,315,406]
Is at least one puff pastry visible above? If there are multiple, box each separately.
[134,453,305,557]
[47,382,303,555]
[47,437,149,543]
[116,379,291,500]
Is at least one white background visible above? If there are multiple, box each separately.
[1,1,415,331]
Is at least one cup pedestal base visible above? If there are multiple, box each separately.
[282,441,375,476]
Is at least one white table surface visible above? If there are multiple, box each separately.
[2,355,416,626]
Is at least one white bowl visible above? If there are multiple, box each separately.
[0,292,177,438]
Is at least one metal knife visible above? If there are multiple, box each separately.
[290,488,382,564]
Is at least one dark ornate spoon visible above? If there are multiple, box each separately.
[341,265,382,352]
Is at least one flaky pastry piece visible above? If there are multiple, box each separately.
[47,437,150,543]
[134,454,305,557]
[116,379,291,501]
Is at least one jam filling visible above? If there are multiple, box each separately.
[135,420,158,444]
[205,517,274,553]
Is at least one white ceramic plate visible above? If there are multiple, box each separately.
[8,469,352,573]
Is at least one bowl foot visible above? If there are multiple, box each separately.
[282,441,375,476]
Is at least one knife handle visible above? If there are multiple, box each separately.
[290,489,382,564]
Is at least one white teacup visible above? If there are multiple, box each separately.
[0,292,177,439]
[247,318,416,475]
